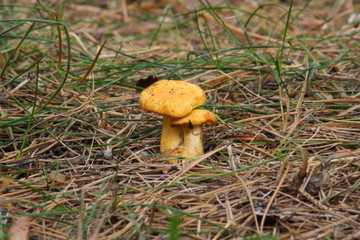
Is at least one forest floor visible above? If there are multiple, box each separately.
[0,0,360,239]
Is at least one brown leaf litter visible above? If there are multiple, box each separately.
[1,0,360,239]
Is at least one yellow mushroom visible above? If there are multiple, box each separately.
[171,109,217,160]
[139,80,206,159]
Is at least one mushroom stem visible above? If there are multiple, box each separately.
[180,125,204,158]
[160,116,182,156]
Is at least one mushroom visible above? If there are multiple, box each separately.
[139,80,206,158]
[171,109,217,160]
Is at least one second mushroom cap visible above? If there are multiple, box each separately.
[171,109,217,127]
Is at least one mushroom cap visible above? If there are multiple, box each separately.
[139,80,206,118]
[171,109,217,127]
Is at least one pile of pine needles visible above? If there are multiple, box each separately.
[1,0,359,239]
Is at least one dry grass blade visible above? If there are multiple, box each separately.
[81,40,107,82]
[200,12,281,44]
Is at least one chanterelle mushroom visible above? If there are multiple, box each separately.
[171,109,217,160]
[139,80,206,158]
